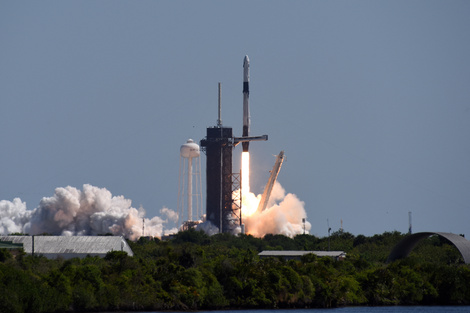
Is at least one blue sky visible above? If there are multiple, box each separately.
[1,1,469,236]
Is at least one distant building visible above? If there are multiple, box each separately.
[0,236,134,259]
[258,250,346,261]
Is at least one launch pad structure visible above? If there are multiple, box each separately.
[200,124,268,233]
[200,126,236,233]
[200,61,268,233]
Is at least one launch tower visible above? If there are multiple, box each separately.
[200,57,267,234]
[200,126,235,233]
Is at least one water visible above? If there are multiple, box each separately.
[130,307,470,313]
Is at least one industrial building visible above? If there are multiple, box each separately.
[0,236,134,259]
[258,250,347,261]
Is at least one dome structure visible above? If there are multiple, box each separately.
[387,232,470,264]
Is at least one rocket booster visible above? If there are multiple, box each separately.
[242,55,250,152]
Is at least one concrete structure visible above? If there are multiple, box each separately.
[0,236,134,259]
[259,250,346,261]
[387,232,470,264]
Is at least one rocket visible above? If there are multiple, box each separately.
[242,55,250,152]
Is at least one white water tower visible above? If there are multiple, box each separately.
[178,139,203,228]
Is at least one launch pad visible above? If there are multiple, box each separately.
[200,127,268,233]
[200,56,268,233]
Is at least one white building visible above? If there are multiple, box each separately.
[0,236,133,259]
[258,250,346,261]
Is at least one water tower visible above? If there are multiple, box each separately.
[178,139,203,230]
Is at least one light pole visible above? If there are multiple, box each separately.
[327,218,331,251]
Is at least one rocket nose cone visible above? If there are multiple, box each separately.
[243,55,250,67]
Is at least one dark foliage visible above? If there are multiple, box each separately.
[0,230,468,312]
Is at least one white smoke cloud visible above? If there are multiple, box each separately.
[193,181,310,238]
[1,181,309,240]
[0,184,177,240]
[160,207,178,224]
[243,181,311,238]
[0,198,32,234]
[196,220,220,236]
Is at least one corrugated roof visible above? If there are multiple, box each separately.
[259,250,346,258]
[0,236,133,258]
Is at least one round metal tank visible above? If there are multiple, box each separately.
[180,139,200,158]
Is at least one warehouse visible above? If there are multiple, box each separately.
[258,250,346,261]
[0,236,133,259]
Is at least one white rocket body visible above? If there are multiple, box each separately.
[242,55,250,152]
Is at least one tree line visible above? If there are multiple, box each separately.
[0,230,469,313]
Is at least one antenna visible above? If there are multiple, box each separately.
[217,82,222,127]
[142,218,145,237]
[408,211,412,234]
[327,218,331,251]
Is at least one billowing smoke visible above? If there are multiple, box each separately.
[0,184,178,240]
[1,182,309,240]
[196,220,220,236]
[195,181,311,238]
[0,198,32,234]
[243,181,311,238]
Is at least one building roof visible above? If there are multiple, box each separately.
[387,232,470,264]
[259,250,346,259]
[0,236,134,259]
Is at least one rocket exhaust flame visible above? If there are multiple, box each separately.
[241,152,258,217]
[241,152,250,195]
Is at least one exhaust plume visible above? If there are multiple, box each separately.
[242,181,311,238]
[194,180,312,238]
[0,184,177,240]
[0,198,31,234]
[0,181,309,239]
